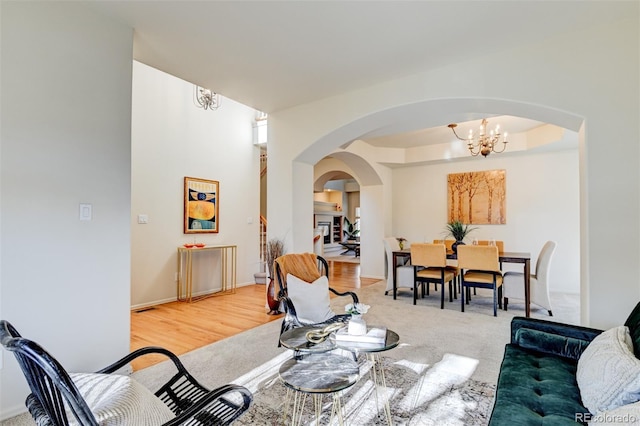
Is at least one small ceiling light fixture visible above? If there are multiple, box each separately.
[194,85,221,111]
[448,118,508,157]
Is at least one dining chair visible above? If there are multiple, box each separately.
[457,245,503,316]
[433,239,460,297]
[503,240,556,316]
[410,243,456,308]
[383,237,414,296]
[475,240,505,252]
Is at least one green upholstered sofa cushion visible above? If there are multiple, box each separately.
[489,345,589,425]
[625,302,640,357]
[514,328,591,361]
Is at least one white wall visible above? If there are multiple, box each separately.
[392,149,580,294]
[268,15,639,329]
[1,2,133,417]
[131,62,261,307]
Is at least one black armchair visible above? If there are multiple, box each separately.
[274,253,359,345]
[0,320,252,425]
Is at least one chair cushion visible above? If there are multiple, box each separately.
[576,326,640,414]
[69,372,175,425]
[416,267,454,282]
[464,271,503,285]
[286,274,336,324]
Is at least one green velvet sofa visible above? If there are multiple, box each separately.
[489,302,640,425]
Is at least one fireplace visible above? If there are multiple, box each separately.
[317,222,331,244]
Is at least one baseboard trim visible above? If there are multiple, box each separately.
[130,281,254,311]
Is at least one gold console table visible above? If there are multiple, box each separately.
[177,244,237,302]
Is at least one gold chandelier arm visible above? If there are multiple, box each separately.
[448,124,467,142]
[492,141,508,154]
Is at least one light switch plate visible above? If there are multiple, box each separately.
[138,214,149,224]
[79,203,92,221]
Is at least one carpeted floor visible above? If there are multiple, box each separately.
[2,279,578,425]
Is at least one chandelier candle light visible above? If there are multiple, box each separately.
[448,118,508,157]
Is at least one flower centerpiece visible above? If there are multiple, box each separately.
[444,220,477,253]
[345,303,370,316]
[396,237,407,250]
[345,303,370,335]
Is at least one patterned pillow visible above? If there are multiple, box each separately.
[69,373,175,425]
[286,274,335,324]
[577,326,640,414]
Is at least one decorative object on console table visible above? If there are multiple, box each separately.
[265,238,285,315]
[184,176,219,233]
[396,237,407,250]
[444,220,477,254]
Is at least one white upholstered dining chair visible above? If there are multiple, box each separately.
[383,237,413,295]
[503,240,556,316]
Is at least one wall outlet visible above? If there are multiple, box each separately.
[137,214,149,224]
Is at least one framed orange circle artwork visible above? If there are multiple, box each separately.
[184,176,219,233]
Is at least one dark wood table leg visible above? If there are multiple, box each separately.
[524,259,531,317]
[392,253,398,299]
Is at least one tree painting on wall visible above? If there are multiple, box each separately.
[184,176,219,233]
[447,170,506,224]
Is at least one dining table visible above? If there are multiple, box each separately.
[392,248,532,317]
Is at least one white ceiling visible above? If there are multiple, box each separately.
[85,1,629,148]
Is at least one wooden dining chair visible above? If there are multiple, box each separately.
[475,240,505,252]
[433,239,460,297]
[457,245,503,316]
[410,243,456,308]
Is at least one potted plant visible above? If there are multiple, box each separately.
[343,217,360,241]
[444,220,477,253]
[265,237,286,314]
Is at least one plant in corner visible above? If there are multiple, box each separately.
[444,220,477,253]
[265,238,286,315]
[343,216,360,241]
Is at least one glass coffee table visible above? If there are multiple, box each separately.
[280,324,400,425]
[331,328,400,425]
[279,352,359,425]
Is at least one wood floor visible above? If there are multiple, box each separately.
[130,260,378,370]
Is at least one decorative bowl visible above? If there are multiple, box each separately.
[183,243,195,248]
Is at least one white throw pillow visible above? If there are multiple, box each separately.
[70,373,175,425]
[286,273,336,324]
[577,326,640,414]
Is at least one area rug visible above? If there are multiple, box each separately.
[232,351,495,426]
[324,254,360,264]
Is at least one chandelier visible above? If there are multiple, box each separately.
[448,118,508,157]
[193,85,221,111]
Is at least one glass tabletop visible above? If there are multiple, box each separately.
[279,325,337,353]
[279,352,359,393]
